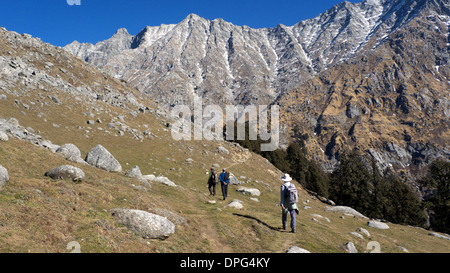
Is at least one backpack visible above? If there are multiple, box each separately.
[209,171,218,184]
[285,183,298,204]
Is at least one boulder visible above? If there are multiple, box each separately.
[40,140,60,153]
[142,174,156,181]
[56,143,84,163]
[216,145,230,155]
[0,131,8,142]
[225,199,243,209]
[45,165,85,182]
[367,220,390,230]
[85,145,122,172]
[428,232,450,241]
[325,206,368,219]
[0,165,9,189]
[125,165,143,178]
[154,176,177,187]
[110,208,175,239]
[345,241,358,253]
[228,173,242,185]
[286,246,311,253]
[357,227,371,238]
[236,186,261,196]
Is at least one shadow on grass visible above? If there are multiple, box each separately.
[232,213,290,233]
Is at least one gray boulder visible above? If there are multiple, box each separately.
[236,186,261,196]
[228,173,242,185]
[216,146,230,155]
[85,145,122,172]
[45,165,85,182]
[325,206,368,219]
[56,143,84,163]
[225,199,243,209]
[428,232,450,241]
[0,165,9,189]
[110,208,175,239]
[0,131,8,142]
[286,246,311,253]
[125,165,143,178]
[154,176,177,187]
[367,220,390,230]
[345,241,358,253]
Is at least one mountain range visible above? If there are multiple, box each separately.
[64,0,449,183]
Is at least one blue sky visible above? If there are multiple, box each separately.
[0,0,361,47]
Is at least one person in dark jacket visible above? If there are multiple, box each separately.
[208,167,218,196]
[219,168,230,200]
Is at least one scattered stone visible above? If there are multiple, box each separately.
[228,173,242,185]
[56,143,84,163]
[236,186,261,196]
[0,131,8,142]
[125,165,143,178]
[357,227,371,238]
[142,174,156,181]
[310,214,330,223]
[367,220,390,230]
[397,246,409,253]
[207,200,216,204]
[249,197,259,202]
[85,144,122,172]
[185,158,193,164]
[429,232,450,241]
[286,246,311,253]
[0,165,9,189]
[345,241,358,253]
[325,206,368,219]
[154,176,177,187]
[44,165,85,182]
[216,146,229,155]
[349,232,364,239]
[0,94,7,100]
[39,140,60,153]
[225,199,243,210]
[110,208,175,239]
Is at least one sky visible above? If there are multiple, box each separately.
[0,0,362,47]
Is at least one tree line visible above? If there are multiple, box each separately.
[229,125,449,233]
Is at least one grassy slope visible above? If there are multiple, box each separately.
[1,93,449,253]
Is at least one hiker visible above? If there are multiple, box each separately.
[208,167,218,196]
[280,173,299,233]
[219,168,230,200]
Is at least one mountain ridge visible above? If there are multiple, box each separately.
[64,0,437,106]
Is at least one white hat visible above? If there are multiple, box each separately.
[281,173,292,182]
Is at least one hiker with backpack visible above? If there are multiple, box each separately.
[280,173,299,233]
[208,167,218,196]
[219,168,230,200]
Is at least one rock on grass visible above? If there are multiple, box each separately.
[110,208,175,239]
[45,165,85,182]
[85,144,122,172]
